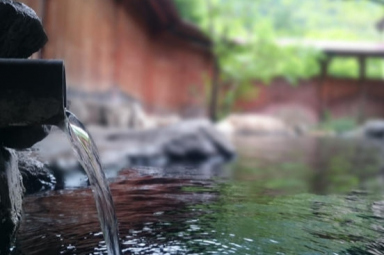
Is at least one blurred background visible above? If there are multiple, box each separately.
[19,0,384,133]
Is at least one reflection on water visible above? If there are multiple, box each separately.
[13,137,384,254]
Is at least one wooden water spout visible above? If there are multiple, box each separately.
[0,1,67,254]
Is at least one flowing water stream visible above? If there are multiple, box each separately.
[61,110,121,255]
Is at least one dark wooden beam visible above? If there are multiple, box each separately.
[343,0,384,6]
[368,0,384,6]
[209,57,220,122]
[357,56,367,123]
[325,51,384,58]
[318,57,331,121]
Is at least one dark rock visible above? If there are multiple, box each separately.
[200,125,235,160]
[0,0,50,149]
[32,120,235,172]
[160,120,235,161]
[0,0,47,58]
[0,2,51,252]
[0,126,51,150]
[17,152,56,194]
[0,147,23,255]
[364,120,384,140]
[102,119,235,163]
[163,124,224,161]
[28,120,235,189]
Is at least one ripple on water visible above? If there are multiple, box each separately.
[11,169,384,254]
[13,136,384,254]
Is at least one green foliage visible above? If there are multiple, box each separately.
[174,0,384,81]
[174,0,384,116]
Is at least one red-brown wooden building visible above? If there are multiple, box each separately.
[19,0,384,123]
[21,0,213,116]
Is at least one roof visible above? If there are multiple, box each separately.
[278,39,384,58]
[126,0,212,48]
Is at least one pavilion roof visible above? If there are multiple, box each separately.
[278,39,384,57]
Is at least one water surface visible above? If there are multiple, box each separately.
[14,136,384,254]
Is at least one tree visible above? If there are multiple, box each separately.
[174,0,383,120]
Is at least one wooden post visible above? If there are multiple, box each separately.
[318,57,330,121]
[207,0,219,122]
[209,57,220,122]
[357,56,367,123]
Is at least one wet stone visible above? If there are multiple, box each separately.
[0,2,52,252]
[0,126,51,150]
[0,0,47,58]
[0,147,23,255]
[17,152,56,194]
[0,0,50,149]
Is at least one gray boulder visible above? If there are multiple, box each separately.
[32,120,235,175]
[161,120,235,161]
[106,119,236,163]
[344,120,384,141]
[363,120,384,140]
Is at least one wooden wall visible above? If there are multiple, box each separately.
[21,0,212,116]
[236,77,384,122]
[23,0,383,121]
